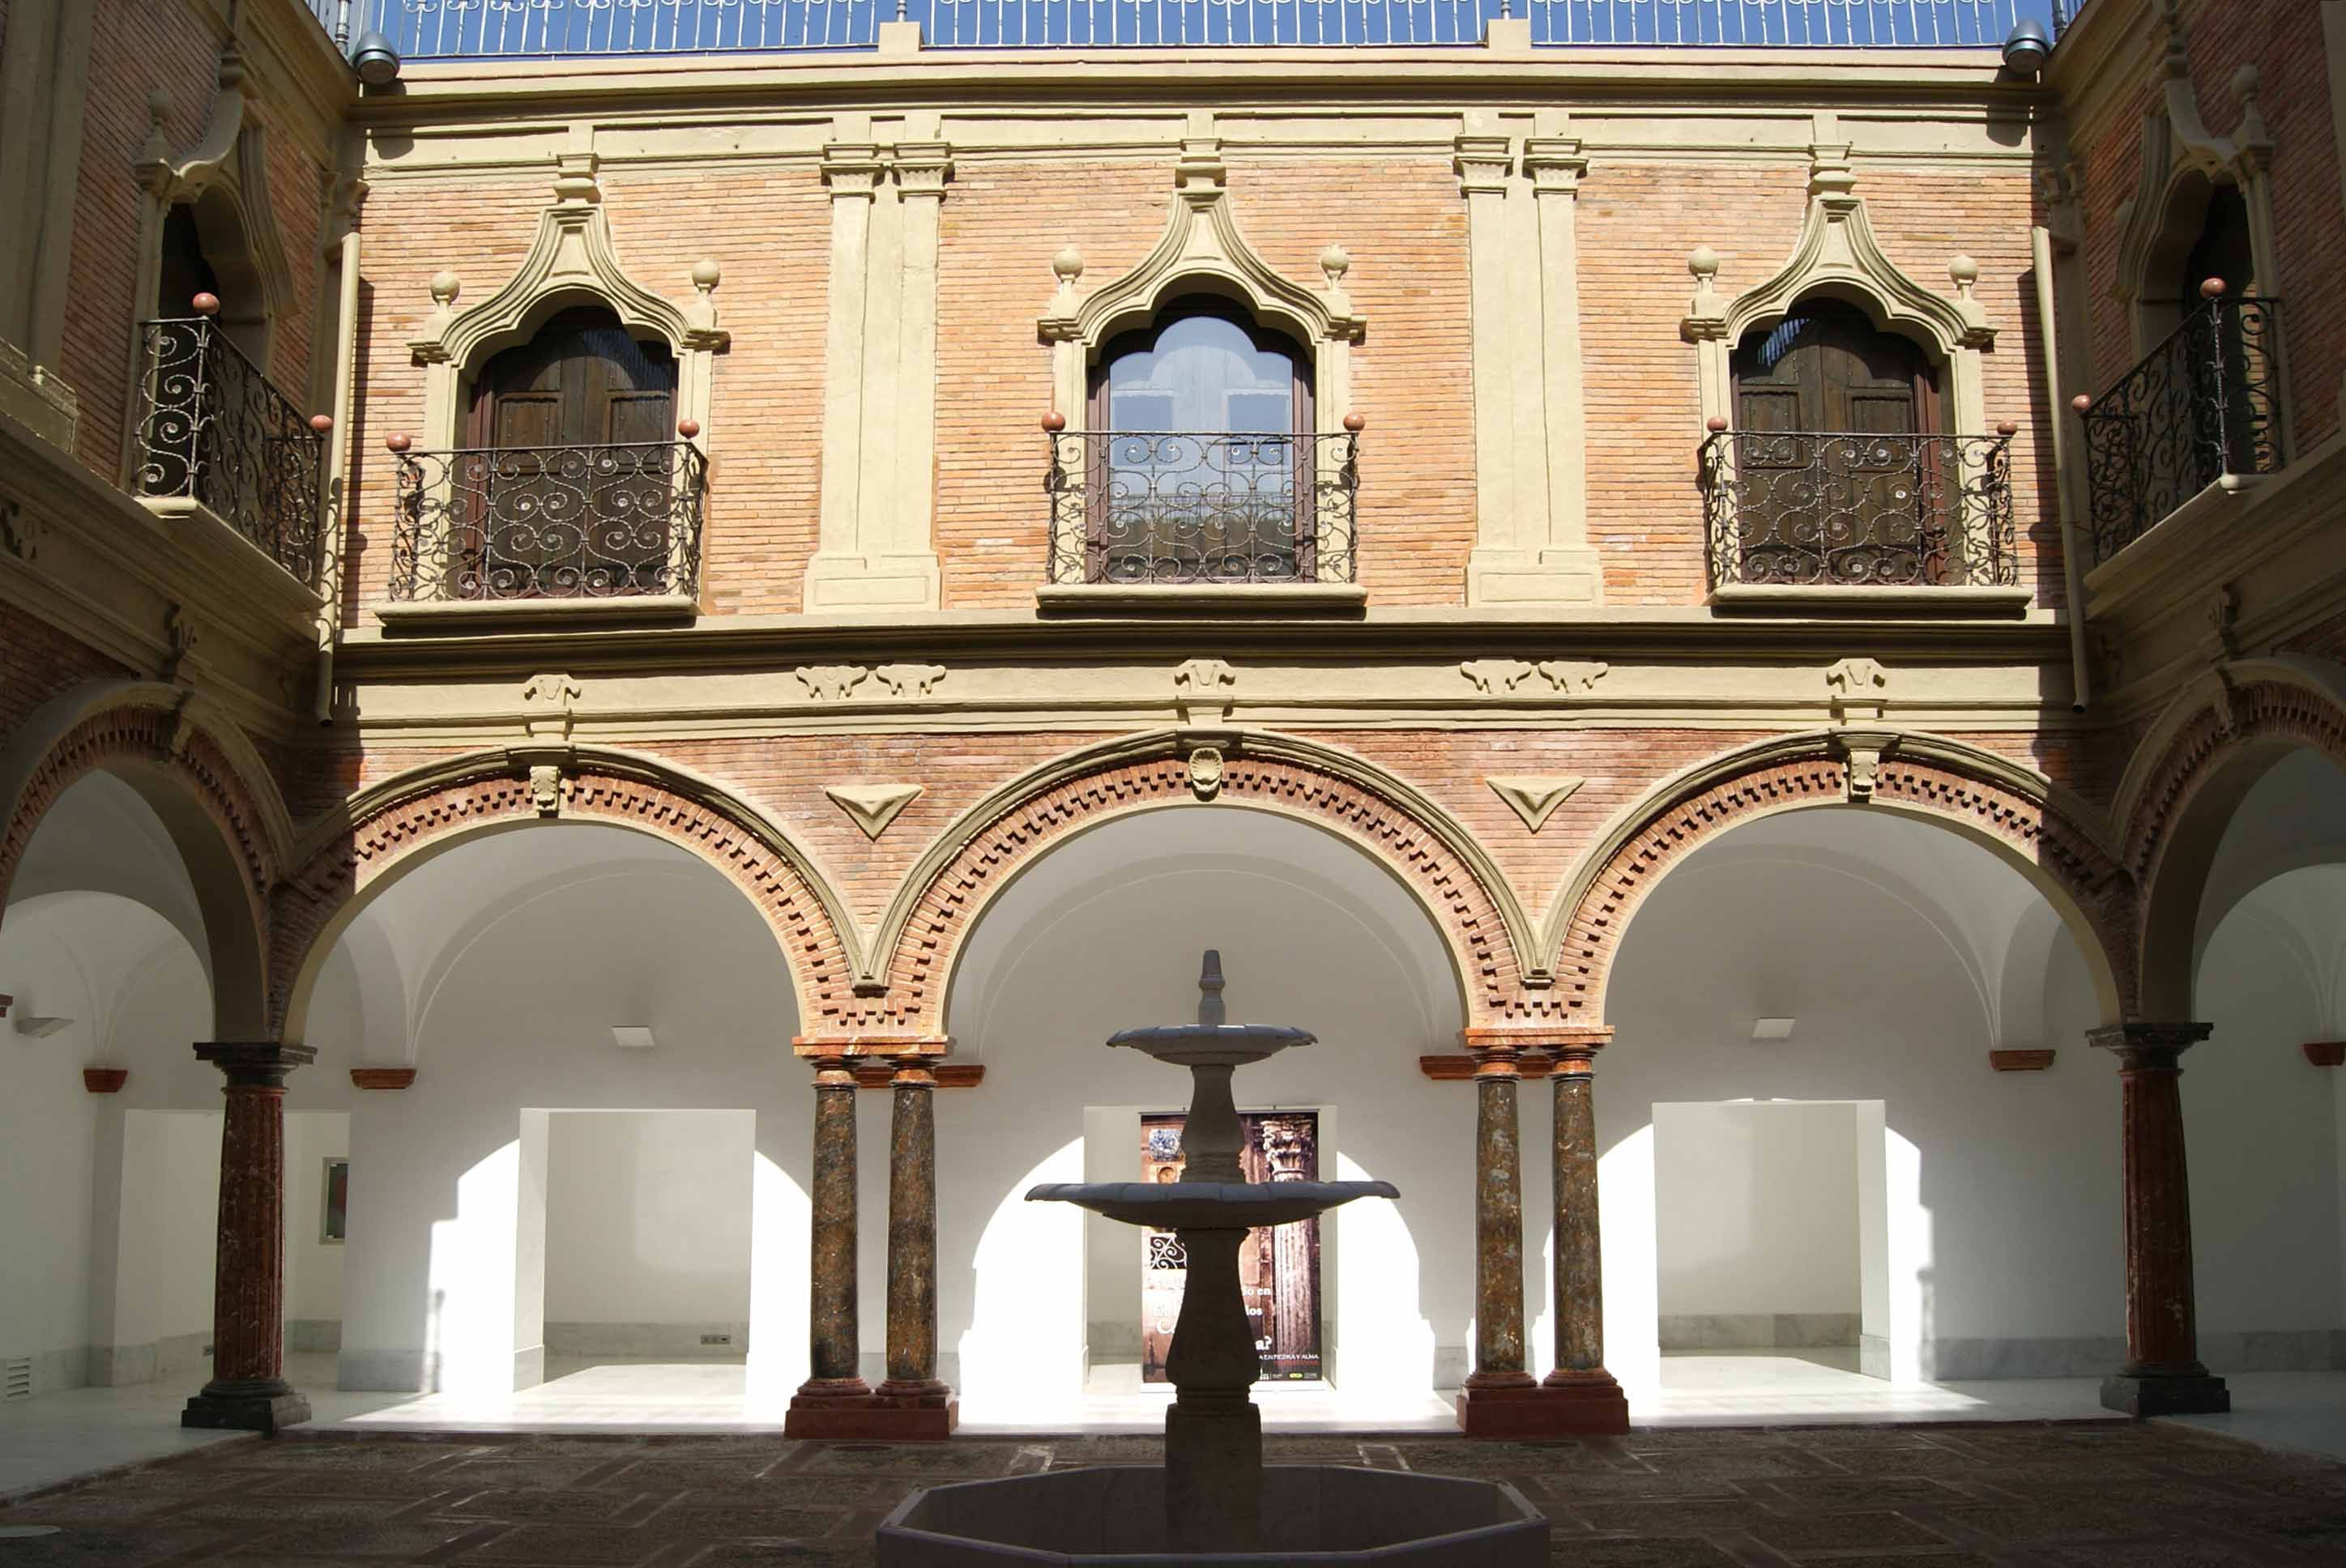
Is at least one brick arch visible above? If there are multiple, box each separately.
[0,687,290,1039]
[863,732,1533,1035]
[1547,734,2136,1029]
[2124,669,2346,1018]
[271,750,859,1042]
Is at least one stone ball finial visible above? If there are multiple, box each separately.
[429,270,461,305]
[386,432,412,454]
[676,418,701,439]
[1997,420,2019,437]
[191,292,220,316]
[1041,410,1066,432]
[1320,243,1351,281]
[1950,254,1980,287]
[1688,245,1721,279]
[1342,412,1365,432]
[2201,277,2229,299]
[1052,245,1084,282]
[691,258,722,291]
[2071,394,2094,415]
[309,414,334,434]
[1706,415,1730,434]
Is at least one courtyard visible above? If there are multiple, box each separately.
[5,1418,2346,1566]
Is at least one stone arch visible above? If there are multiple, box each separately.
[0,681,292,1038]
[271,746,859,1044]
[2119,658,2346,1018]
[1546,730,2135,1029]
[862,730,1535,1036]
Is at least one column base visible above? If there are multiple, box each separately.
[182,1378,310,1434]
[1457,1375,1626,1438]
[787,1398,957,1440]
[2101,1368,2230,1417]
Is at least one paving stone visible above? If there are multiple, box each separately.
[237,1519,490,1557]
[1624,1447,1832,1478]
[234,1439,483,1471]
[0,1525,231,1565]
[433,1486,645,1520]
[246,1468,469,1498]
[595,1455,786,1489]
[452,1523,668,1562]
[424,1456,619,1489]
[175,1496,414,1527]
[677,1542,877,1566]
[1565,1499,1781,1536]
[1533,1469,1753,1501]
[1546,1540,1751,1566]
[1742,1508,1952,1549]
[800,1444,1023,1476]
[1756,1475,1976,1508]
[2038,1544,2276,1567]
[643,1500,845,1536]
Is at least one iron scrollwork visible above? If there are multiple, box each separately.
[1700,429,2016,590]
[2078,296,2284,565]
[388,441,706,602]
[134,317,325,586]
[1045,428,1359,586]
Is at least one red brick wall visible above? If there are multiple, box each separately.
[2076,0,2346,448]
[0,615,130,736]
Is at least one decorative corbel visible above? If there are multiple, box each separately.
[1681,247,1727,343]
[160,605,199,684]
[518,671,582,739]
[1831,730,1897,803]
[1827,657,1891,723]
[1175,658,1238,725]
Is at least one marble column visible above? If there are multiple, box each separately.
[876,1055,958,1436]
[182,1042,314,1433]
[1540,1033,1629,1432]
[1455,1037,1538,1434]
[784,1052,872,1438]
[2091,1022,2229,1416]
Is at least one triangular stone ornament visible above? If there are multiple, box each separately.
[1487,776,1585,834]
[825,783,923,841]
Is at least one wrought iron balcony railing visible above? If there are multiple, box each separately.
[1700,428,2017,590]
[373,0,2043,56]
[2075,290,2284,567]
[1046,428,1359,586]
[134,315,327,586]
[387,441,706,603]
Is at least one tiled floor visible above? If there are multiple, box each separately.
[4,1420,2345,1565]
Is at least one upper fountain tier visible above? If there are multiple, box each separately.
[1105,948,1313,1068]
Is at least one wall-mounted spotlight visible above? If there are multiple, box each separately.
[352,29,403,87]
[2003,19,2052,76]
[15,1014,74,1039]
[610,1026,658,1051]
[1751,1017,1796,1042]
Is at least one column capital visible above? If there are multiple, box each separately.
[2088,1021,2212,1069]
[194,1042,316,1088]
[791,1033,949,1059]
[1464,1025,1613,1065]
[1522,136,1589,194]
[1452,134,1514,196]
[821,144,885,197]
[892,142,953,197]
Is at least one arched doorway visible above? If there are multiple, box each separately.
[934,807,1467,1426]
[1598,805,2118,1417]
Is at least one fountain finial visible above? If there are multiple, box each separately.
[1196,949,1226,1027]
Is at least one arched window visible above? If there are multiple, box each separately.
[2179,183,2255,306]
[1084,299,1317,583]
[1723,300,1963,586]
[456,306,684,599]
[155,206,221,322]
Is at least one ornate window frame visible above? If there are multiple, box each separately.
[1037,138,1363,432]
[1681,148,1998,437]
[405,152,727,456]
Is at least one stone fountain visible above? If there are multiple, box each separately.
[876,952,1546,1566]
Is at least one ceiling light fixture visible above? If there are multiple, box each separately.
[1751,1017,1796,1042]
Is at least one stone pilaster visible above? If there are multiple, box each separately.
[876,1055,958,1436]
[2091,1022,2229,1416]
[784,1051,873,1438]
[182,1042,314,1434]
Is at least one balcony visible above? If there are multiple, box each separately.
[133,316,326,588]
[1700,428,2018,597]
[374,0,2045,56]
[386,441,706,611]
[1044,428,1360,595]
[2075,291,2284,567]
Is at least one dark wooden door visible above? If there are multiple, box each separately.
[1730,300,1943,584]
[463,309,678,596]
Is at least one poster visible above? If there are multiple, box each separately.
[1140,1112,1320,1383]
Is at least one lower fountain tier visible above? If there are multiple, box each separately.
[877,1463,1546,1566]
[1025,1178,1398,1229]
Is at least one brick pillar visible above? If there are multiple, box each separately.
[875,1055,957,1436]
[784,1051,872,1438]
[1455,1034,1537,1435]
[182,1042,314,1434]
[2091,1022,2229,1417]
[1541,1033,1630,1433]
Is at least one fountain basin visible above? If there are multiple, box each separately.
[1026,1179,1398,1229]
[876,1464,1546,1566]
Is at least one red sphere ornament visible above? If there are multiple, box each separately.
[1705,415,1730,433]
[1342,412,1366,432]
[2200,277,2228,299]
[1041,410,1067,432]
[385,432,412,454]
[676,418,702,439]
[191,292,220,316]
[2071,394,2093,415]
[309,414,334,434]
[1997,420,2018,437]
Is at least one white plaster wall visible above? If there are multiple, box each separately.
[284,1113,351,1344]
[543,1110,754,1349]
[1654,1100,1862,1318]
[102,1110,222,1380]
[0,918,100,1391]
[1599,807,2124,1386]
[321,827,808,1395]
[936,808,1468,1412]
